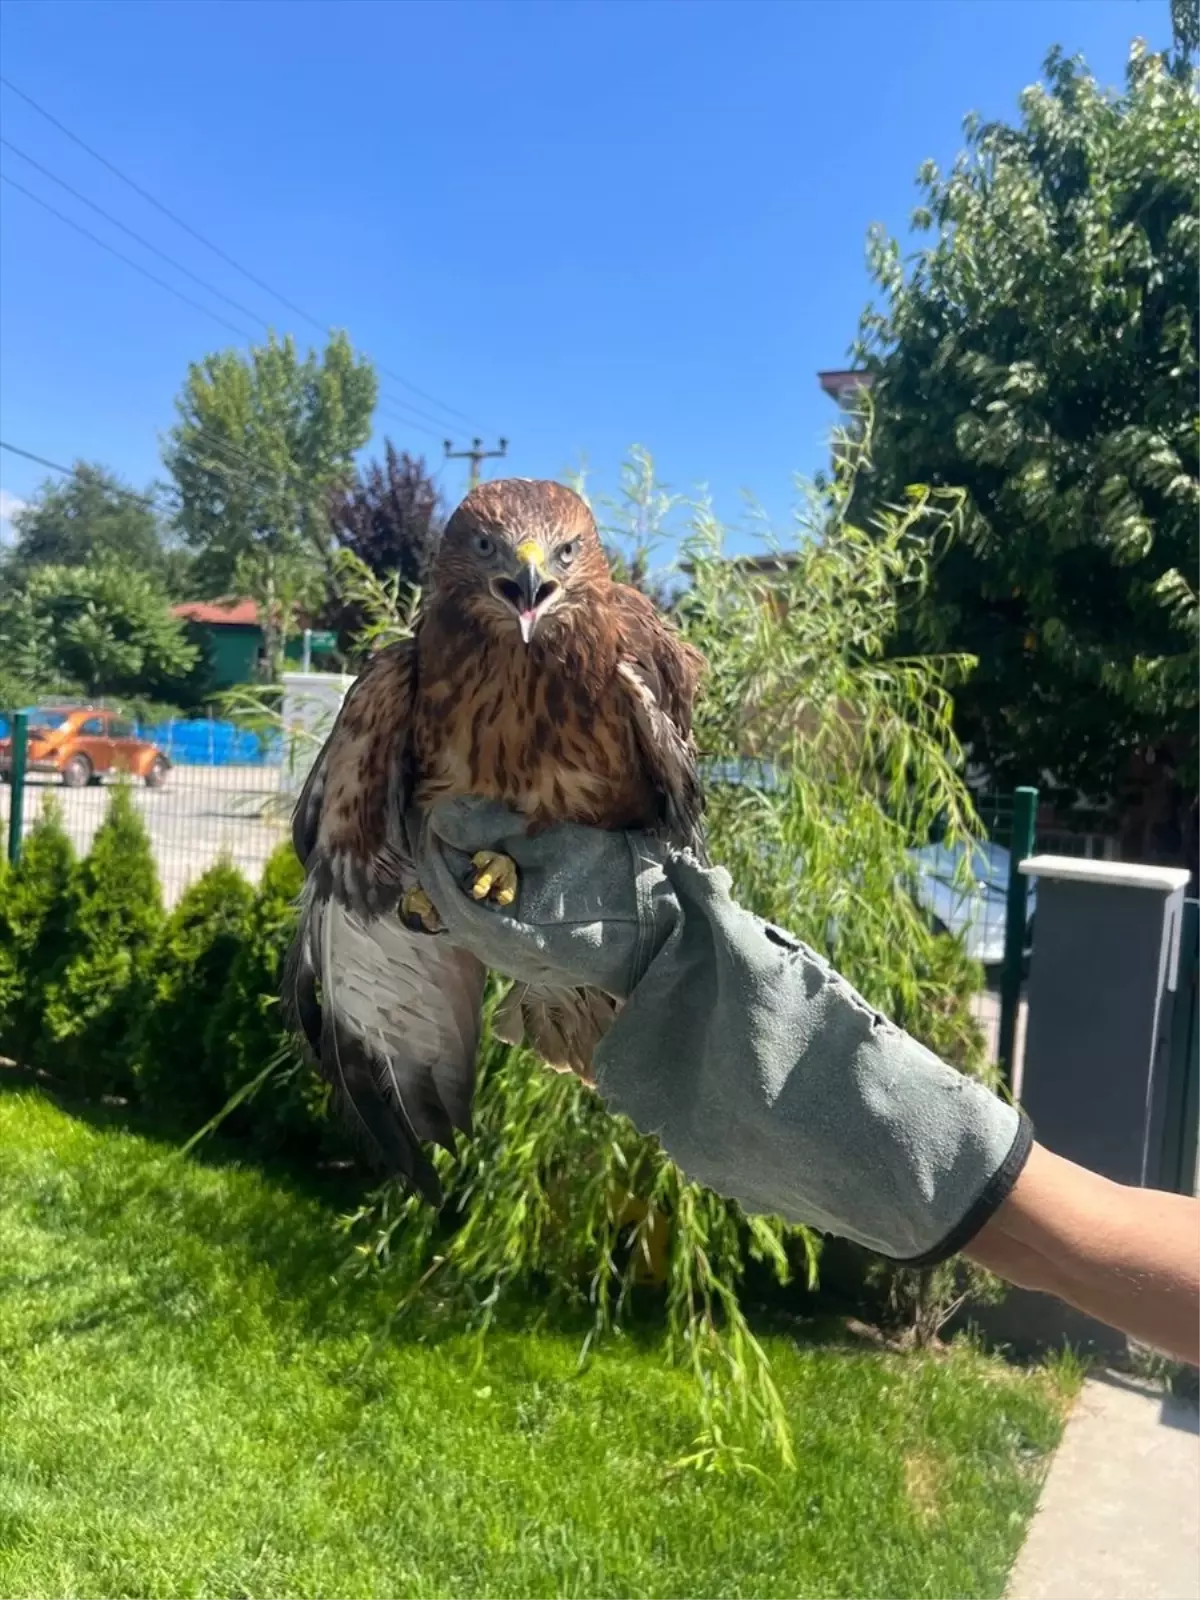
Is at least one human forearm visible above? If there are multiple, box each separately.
[415,801,1032,1261]
[414,801,1200,1364]
[967,1142,1200,1366]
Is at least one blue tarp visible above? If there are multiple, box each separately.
[0,713,282,766]
[138,719,282,766]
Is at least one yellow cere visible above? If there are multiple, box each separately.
[515,540,545,571]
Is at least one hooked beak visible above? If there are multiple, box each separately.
[494,544,560,645]
[515,562,543,643]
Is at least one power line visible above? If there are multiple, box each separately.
[1,430,301,511]
[0,177,481,500]
[376,404,445,440]
[0,75,330,336]
[0,73,491,434]
[1,173,259,343]
[0,435,449,583]
[0,165,477,445]
[1,433,336,530]
[0,436,352,571]
[0,154,452,441]
[0,439,168,513]
[1,136,272,330]
[1,432,474,579]
[166,426,323,501]
[0,181,378,491]
[6,428,359,521]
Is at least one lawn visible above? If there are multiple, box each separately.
[0,1085,1072,1600]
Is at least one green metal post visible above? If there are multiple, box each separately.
[6,710,28,865]
[998,785,1038,1090]
[1158,897,1199,1195]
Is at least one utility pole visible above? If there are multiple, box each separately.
[444,437,508,492]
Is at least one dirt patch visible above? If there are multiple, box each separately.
[904,1450,945,1522]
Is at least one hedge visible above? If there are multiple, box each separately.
[0,789,338,1168]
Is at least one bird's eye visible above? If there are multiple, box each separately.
[474,534,495,558]
[557,540,577,567]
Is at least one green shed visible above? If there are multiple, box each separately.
[172,600,266,690]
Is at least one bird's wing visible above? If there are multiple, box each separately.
[611,583,708,858]
[285,639,486,1205]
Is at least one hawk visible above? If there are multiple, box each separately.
[286,478,706,1203]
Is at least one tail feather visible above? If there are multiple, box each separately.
[494,981,620,1083]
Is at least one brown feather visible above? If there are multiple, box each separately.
[287,478,707,1190]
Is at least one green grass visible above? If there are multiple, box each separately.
[0,1086,1071,1600]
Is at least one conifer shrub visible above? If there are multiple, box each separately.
[205,842,337,1157]
[133,860,256,1131]
[0,798,77,1066]
[44,784,163,1096]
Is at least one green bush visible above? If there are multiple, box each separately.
[0,799,77,1064]
[205,842,337,1156]
[132,861,256,1131]
[44,784,163,1097]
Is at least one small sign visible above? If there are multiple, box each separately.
[304,630,337,652]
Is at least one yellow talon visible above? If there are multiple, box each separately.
[470,850,519,907]
[401,885,443,934]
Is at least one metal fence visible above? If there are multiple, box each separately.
[0,714,281,768]
[913,791,1033,1080]
[2,737,291,908]
[5,708,1129,1084]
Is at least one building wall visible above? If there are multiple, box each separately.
[188,623,264,690]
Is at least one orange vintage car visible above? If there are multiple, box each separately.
[0,705,171,789]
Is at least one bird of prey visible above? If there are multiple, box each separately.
[286,478,706,1204]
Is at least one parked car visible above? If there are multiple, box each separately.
[908,839,1037,968]
[0,706,171,789]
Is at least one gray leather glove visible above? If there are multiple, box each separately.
[414,797,1033,1265]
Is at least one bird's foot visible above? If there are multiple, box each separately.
[401,884,444,935]
[468,850,519,907]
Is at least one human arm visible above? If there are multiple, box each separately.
[414,799,1199,1363]
[968,1143,1199,1366]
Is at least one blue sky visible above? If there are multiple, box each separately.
[0,0,1170,556]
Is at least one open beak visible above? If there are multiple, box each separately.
[491,542,560,645]
[515,562,543,644]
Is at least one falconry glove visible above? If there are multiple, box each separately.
[415,796,1034,1265]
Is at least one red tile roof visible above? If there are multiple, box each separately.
[172,599,261,626]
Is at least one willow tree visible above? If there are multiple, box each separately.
[345,431,990,1464]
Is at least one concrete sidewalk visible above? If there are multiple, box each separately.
[1008,1370,1199,1600]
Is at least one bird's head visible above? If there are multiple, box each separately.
[433,478,610,645]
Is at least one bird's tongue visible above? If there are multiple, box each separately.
[519,609,538,644]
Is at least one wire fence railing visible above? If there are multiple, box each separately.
[2,745,292,908]
[1,693,345,907]
[912,791,1032,1079]
[4,702,1128,1081]
[0,712,281,767]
